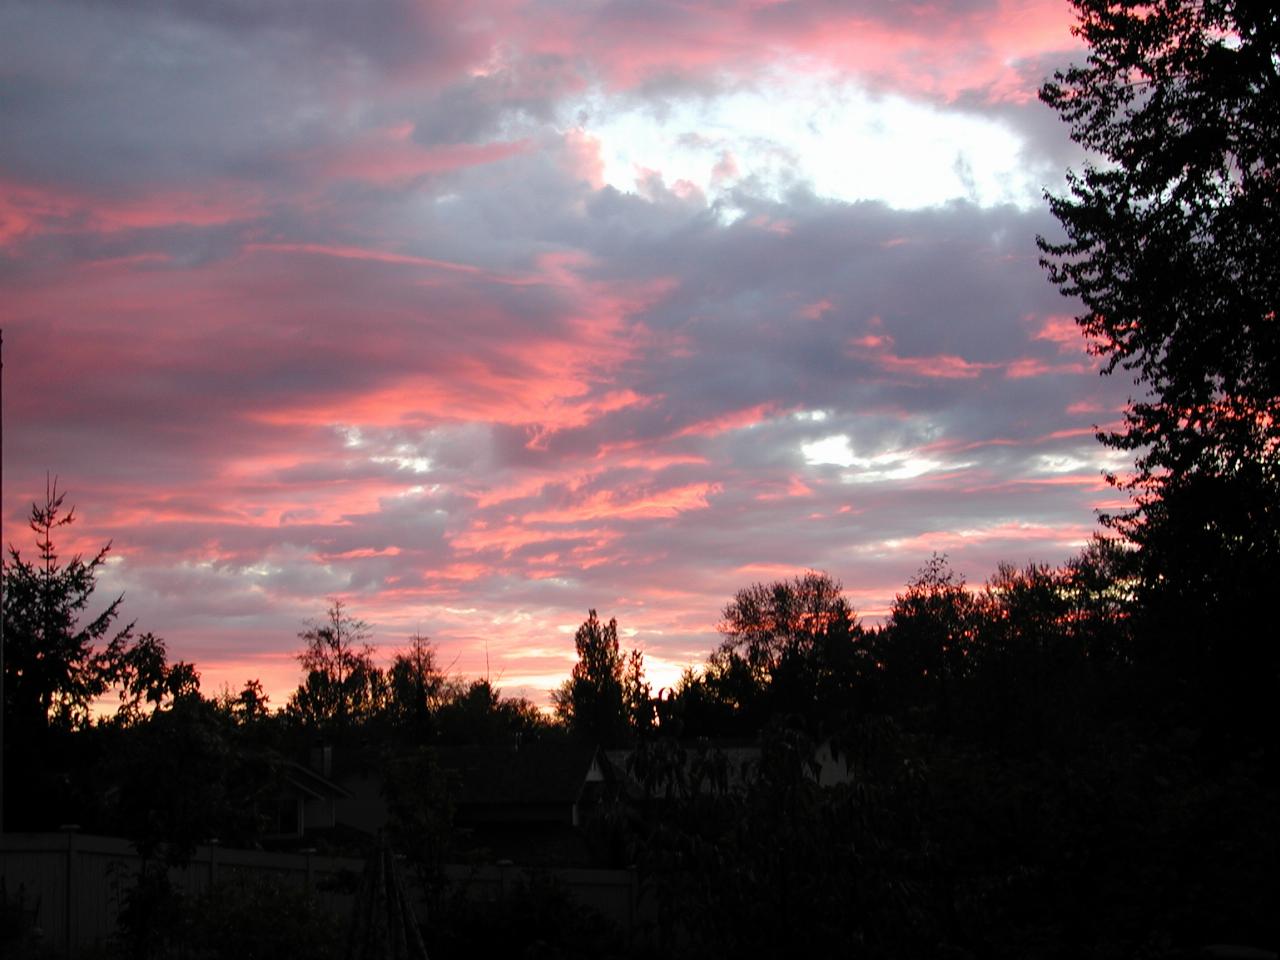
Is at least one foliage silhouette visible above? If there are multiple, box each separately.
[384,633,446,737]
[1038,0,1280,737]
[710,570,865,728]
[876,556,978,731]
[381,746,455,915]
[221,677,272,726]
[553,610,646,745]
[288,599,384,730]
[4,478,1274,956]
[107,632,201,726]
[109,692,278,861]
[112,869,343,960]
[434,677,549,746]
[1,479,130,732]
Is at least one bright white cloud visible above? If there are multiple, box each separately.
[802,435,960,482]
[574,69,1040,210]
[845,454,951,484]
[802,434,858,467]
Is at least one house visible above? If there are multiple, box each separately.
[605,735,854,800]
[263,747,351,842]
[439,741,611,829]
[331,740,617,866]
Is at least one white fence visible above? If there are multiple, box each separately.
[0,832,642,955]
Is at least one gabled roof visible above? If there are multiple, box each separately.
[281,760,352,800]
[436,742,605,807]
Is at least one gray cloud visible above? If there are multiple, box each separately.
[1,0,1122,699]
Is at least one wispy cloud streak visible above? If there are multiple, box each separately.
[0,0,1124,704]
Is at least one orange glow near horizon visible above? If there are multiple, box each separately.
[0,0,1119,709]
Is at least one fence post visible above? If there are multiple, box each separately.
[628,867,637,940]
[61,825,79,957]
[496,859,512,900]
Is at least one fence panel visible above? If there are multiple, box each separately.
[2,833,642,954]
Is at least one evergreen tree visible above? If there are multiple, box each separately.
[2,479,131,731]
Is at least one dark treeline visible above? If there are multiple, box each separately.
[1,481,1276,958]
[0,483,553,849]
[5,0,1279,955]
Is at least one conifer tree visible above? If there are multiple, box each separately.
[2,479,130,730]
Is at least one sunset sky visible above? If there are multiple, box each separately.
[0,0,1135,707]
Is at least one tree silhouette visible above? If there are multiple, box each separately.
[622,647,654,736]
[554,609,629,745]
[1,479,131,731]
[877,556,978,730]
[1039,0,1279,524]
[385,633,445,735]
[288,599,383,729]
[1039,0,1280,734]
[712,570,863,722]
[435,678,548,745]
[107,631,201,725]
[224,677,271,725]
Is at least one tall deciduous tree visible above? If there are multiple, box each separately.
[288,599,383,729]
[622,647,654,736]
[717,571,859,679]
[220,678,271,726]
[878,556,979,730]
[386,633,445,734]
[106,631,202,725]
[1038,0,1279,726]
[1040,0,1278,516]
[710,571,863,724]
[1,480,131,730]
[554,610,634,745]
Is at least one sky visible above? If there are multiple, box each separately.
[0,0,1136,708]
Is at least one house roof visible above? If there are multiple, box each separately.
[281,760,352,800]
[436,742,605,808]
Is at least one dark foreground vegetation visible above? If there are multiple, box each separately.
[2,500,1274,957]
[4,0,1278,957]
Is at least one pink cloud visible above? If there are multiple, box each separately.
[0,0,1116,708]
[310,127,533,186]
[1032,313,1090,354]
[676,403,779,437]
[471,475,559,509]
[0,181,75,244]
[882,353,996,379]
[562,128,606,189]
[608,452,710,471]
[876,520,1097,556]
[522,482,721,524]
[0,178,267,244]
[245,242,482,274]
[710,149,739,187]
[851,333,996,379]
[800,299,833,320]
[524,389,661,449]
[732,562,808,581]
[1004,357,1092,378]
[515,0,1077,103]
[754,476,814,501]
[1067,400,1106,415]
[314,546,403,561]
[449,524,620,556]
